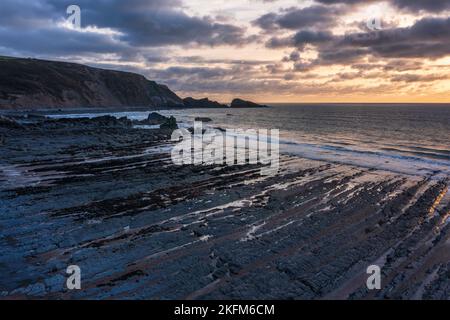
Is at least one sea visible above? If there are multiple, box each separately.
[47,103,450,179]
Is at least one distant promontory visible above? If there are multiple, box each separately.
[230,98,269,108]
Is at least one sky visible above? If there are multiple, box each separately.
[1,0,450,103]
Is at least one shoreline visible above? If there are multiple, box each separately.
[28,109,450,180]
[0,114,449,299]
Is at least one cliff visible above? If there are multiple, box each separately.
[0,56,184,109]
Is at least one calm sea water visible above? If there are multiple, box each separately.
[48,103,450,178]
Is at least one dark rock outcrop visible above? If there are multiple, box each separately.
[26,114,47,121]
[145,112,169,125]
[90,115,132,127]
[194,117,213,122]
[230,98,268,108]
[0,56,184,110]
[160,116,178,130]
[183,97,228,108]
[46,115,132,128]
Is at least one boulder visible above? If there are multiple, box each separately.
[146,112,168,125]
[194,117,213,122]
[160,116,178,130]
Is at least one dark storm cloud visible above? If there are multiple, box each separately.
[382,60,423,72]
[282,51,300,62]
[274,16,450,70]
[293,30,334,47]
[267,30,333,48]
[341,17,450,59]
[0,26,128,56]
[391,0,450,12]
[0,0,252,59]
[350,60,424,72]
[46,0,250,47]
[390,73,448,82]
[175,56,275,65]
[0,1,141,57]
[316,0,450,12]
[315,0,379,4]
[318,47,368,65]
[253,5,345,31]
[150,66,232,79]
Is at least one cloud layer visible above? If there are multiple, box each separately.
[0,0,449,102]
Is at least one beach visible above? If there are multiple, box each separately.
[1,111,449,299]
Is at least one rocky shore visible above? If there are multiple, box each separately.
[0,114,449,299]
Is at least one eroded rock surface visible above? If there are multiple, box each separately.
[0,116,448,299]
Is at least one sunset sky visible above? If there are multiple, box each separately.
[1,0,450,103]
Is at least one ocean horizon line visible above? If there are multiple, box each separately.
[256,102,450,106]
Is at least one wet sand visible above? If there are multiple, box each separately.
[0,115,449,299]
